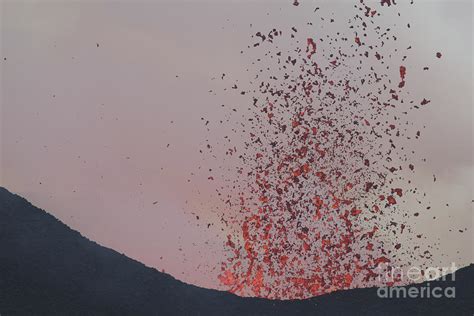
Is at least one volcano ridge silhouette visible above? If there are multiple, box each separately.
[0,187,472,315]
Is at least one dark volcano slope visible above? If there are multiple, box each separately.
[0,187,472,316]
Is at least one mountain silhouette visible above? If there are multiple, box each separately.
[0,187,472,315]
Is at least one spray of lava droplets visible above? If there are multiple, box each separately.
[196,0,441,299]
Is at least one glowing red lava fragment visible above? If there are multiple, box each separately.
[420,98,431,105]
[306,38,317,58]
[344,274,353,286]
[399,65,406,80]
[252,266,264,296]
[392,188,403,197]
[218,269,236,286]
[309,283,320,295]
[374,256,391,265]
[303,242,311,251]
[387,196,397,205]
[226,235,236,248]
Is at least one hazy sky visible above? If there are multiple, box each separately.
[1,0,472,291]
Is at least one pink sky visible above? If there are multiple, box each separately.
[1,0,472,291]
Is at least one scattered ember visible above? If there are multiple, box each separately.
[306,38,317,59]
[195,0,439,299]
[420,98,431,105]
